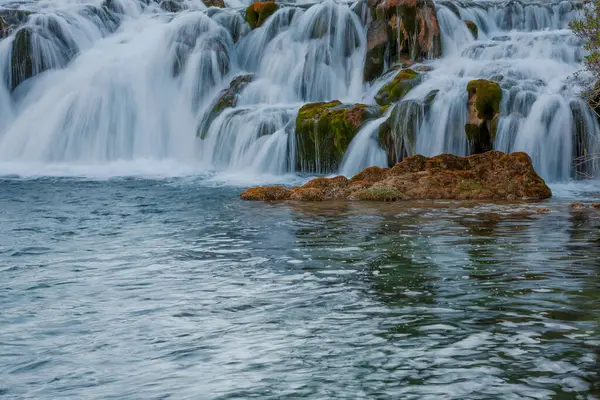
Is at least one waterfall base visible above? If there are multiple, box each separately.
[241,151,551,201]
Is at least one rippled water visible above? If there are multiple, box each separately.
[1,177,600,399]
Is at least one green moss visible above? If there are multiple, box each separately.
[467,79,502,121]
[296,101,380,172]
[375,69,420,106]
[353,186,401,201]
[464,19,478,39]
[245,2,278,29]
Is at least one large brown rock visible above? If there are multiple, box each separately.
[240,151,552,201]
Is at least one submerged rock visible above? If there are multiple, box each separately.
[295,101,381,173]
[245,2,278,29]
[465,79,502,155]
[241,151,552,201]
[375,68,420,106]
[0,9,31,38]
[464,19,478,39]
[160,0,184,12]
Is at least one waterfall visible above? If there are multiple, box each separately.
[0,0,597,182]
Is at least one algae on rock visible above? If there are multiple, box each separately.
[375,68,420,106]
[464,19,478,39]
[296,101,381,173]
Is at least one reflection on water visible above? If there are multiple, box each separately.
[0,179,599,398]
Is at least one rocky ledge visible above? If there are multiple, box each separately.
[240,151,552,201]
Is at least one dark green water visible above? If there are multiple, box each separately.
[1,177,599,399]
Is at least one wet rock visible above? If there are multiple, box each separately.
[378,99,422,165]
[0,9,31,38]
[245,2,278,29]
[375,68,421,106]
[160,0,184,12]
[241,151,552,201]
[364,19,390,82]
[295,101,382,173]
[198,74,254,138]
[464,19,478,39]
[465,79,502,155]
[203,0,225,7]
[380,0,442,61]
[10,27,35,91]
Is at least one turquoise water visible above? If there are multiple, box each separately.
[1,177,599,399]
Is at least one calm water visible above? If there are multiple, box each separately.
[1,177,600,399]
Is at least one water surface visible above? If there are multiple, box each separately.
[1,177,599,399]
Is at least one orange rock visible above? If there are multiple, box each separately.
[240,151,552,201]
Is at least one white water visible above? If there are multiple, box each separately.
[0,0,597,183]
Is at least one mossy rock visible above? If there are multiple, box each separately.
[245,2,278,29]
[203,0,225,7]
[464,19,478,39]
[466,79,502,121]
[296,101,381,172]
[198,74,254,139]
[10,27,34,91]
[352,186,402,201]
[375,68,421,106]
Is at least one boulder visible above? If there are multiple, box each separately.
[375,68,420,106]
[160,0,183,12]
[465,79,502,155]
[245,2,278,29]
[464,19,478,39]
[240,151,552,201]
[295,101,381,173]
[0,9,31,38]
[378,99,423,165]
[198,74,254,138]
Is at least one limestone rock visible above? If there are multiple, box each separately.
[241,151,552,201]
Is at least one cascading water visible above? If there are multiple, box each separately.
[0,0,597,182]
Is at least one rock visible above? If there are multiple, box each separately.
[198,74,254,138]
[241,186,291,201]
[364,19,390,82]
[570,202,586,209]
[375,68,420,106]
[160,0,183,12]
[592,203,600,209]
[245,2,278,29]
[295,101,381,173]
[464,19,478,39]
[10,27,35,91]
[241,151,552,201]
[535,207,551,214]
[380,0,442,61]
[203,0,225,7]
[465,79,502,155]
[379,99,422,165]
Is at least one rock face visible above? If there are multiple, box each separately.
[240,151,552,201]
[375,68,421,106]
[364,0,442,81]
[245,2,278,29]
[364,19,390,82]
[465,79,502,155]
[295,101,381,173]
